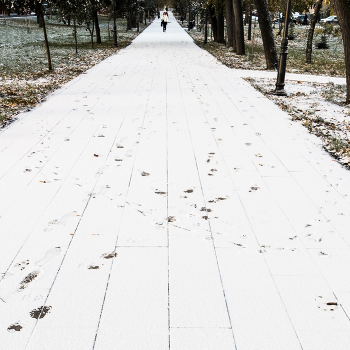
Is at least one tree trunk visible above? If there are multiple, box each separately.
[208,6,217,42]
[127,17,132,31]
[89,21,95,48]
[73,17,78,54]
[232,0,245,54]
[244,11,249,25]
[94,10,101,44]
[231,5,237,51]
[248,10,252,40]
[139,12,143,23]
[225,0,234,47]
[204,9,208,44]
[331,0,350,103]
[216,6,225,43]
[37,13,43,27]
[132,16,137,28]
[255,0,278,69]
[67,15,71,26]
[40,12,52,71]
[306,0,322,64]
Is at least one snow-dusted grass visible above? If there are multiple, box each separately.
[177,17,348,168]
[183,19,345,77]
[0,15,150,126]
[245,77,350,167]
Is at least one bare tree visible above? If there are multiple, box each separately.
[254,0,278,69]
[225,0,234,47]
[232,0,245,54]
[331,0,350,103]
[5,0,53,70]
[306,0,323,64]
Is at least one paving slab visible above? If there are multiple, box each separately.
[1,12,350,350]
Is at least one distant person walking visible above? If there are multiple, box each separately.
[161,12,168,32]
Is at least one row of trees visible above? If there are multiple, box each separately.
[3,0,162,69]
[173,0,350,103]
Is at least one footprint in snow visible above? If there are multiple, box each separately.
[200,207,212,212]
[36,247,62,267]
[7,323,23,332]
[319,251,329,257]
[155,191,167,195]
[18,270,40,291]
[30,306,52,319]
[45,212,77,230]
[101,252,117,259]
[316,296,338,311]
[10,260,30,273]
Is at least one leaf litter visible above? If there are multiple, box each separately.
[0,16,150,126]
[245,77,350,168]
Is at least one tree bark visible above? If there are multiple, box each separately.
[208,6,218,42]
[306,0,323,64]
[248,10,252,40]
[331,0,350,103]
[232,0,245,54]
[88,21,95,48]
[127,17,132,31]
[94,10,101,44]
[40,12,52,71]
[73,17,78,54]
[225,0,234,47]
[255,0,278,69]
[216,6,225,43]
[132,16,137,28]
[204,8,208,44]
[37,13,43,27]
[231,5,237,51]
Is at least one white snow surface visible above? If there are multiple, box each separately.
[1,12,350,350]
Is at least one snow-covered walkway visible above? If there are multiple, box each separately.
[1,12,350,350]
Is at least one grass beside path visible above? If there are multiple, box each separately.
[180,18,350,168]
[183,19,345,77]
[0,16,150,127]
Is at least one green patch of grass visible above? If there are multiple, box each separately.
[320,82,347,105]
[328,136,348,152]
[287,47,345,76]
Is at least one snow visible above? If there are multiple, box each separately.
[1,11,350,350]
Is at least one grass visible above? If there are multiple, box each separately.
[182,18,345,76]
[244,76,350,167]
[0,15,150,125]
[321,83,347,105]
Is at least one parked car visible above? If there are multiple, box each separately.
[294,14,309,25]
[320,15,338,24]
[291,12,300,22]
